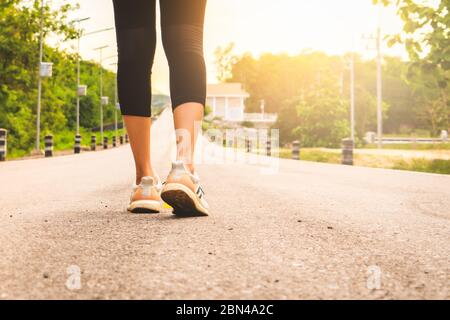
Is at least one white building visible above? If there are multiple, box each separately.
[206,83,278,126]
[206,83,249,122]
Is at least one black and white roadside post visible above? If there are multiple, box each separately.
[292,140,300,160]
[246,129,256,154]
[125,134,129,144]
[103,136,108,149]
[112,102,120,148]
[266,138,271,156]
[120,135,124,145]
[44,135,53,157]
[74,134,82,154]
[341,138,354,165]
[0,128,7,161]
[91,135,97,151]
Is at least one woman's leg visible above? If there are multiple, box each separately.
[113,0,157,184]
[172,104,203,173]
[123,116,154,184]
[160,0,207,173]
[159,0,209,216]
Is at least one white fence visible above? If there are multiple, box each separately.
[243,113,278,123]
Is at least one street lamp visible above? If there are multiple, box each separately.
[73,24,113,153]
[110,62,119,139]
[35,0,54,153]
[350,51,356,142]
[343,52,356,142]
[362,6,384,149]
[73,17,91,137]
[376,25,383,149]
[94,45,109,143]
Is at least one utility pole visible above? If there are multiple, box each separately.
[376,25,383,149]
[350,51,355,141]
[342,50,356,141]
[76,29,81,135]
[361,6,384,148]
[94,45,109,143]
[110,62,119,139]
[114,73,118,139]
[75,26,113,136]
[35,0,44,152]
[74,17,91,136]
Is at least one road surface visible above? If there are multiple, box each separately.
[0,109,449,299]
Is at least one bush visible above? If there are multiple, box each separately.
[293,88,350,148]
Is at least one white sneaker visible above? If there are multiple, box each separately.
[161,161,209,216]
[127,176,163,214]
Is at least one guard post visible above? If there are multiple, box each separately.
[74,134,82,154]
[292,140,300,160]
[0,129,7,161]
[44,135,53,157]
[342,138,354,166]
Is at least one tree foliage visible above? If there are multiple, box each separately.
[0,0,117,155]
[374,0,449,132]
[374,0,449,67]
[214,42,238,82]
[223,48,417,146]
[294,87,350,148]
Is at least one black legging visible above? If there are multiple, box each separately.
[112,0,207,117]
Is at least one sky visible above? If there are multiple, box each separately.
[58,0,408,94]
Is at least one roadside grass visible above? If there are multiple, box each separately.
[50,128,127,151]
[7,127,127,159]
[392,158,450,175]
[278,148,450,175]
[8,148,29,159]
[364,143,450,150]
[279,148,341,164]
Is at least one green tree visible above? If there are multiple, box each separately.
[214,42,237,82]
[0,0,118,155]
[228,50,401,145]
[374,0,449,132]
[374,0,449,67]
[293,86,350,148]
[0,0,76,152]
[406,62,448,135]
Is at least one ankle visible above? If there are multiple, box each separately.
[176,160,195,174]
[185,163,195,174]
[136,167,156,185]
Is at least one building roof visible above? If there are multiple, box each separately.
[207,83,250,97]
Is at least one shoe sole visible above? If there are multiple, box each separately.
[161,183,209,217]
[127,200,161,214]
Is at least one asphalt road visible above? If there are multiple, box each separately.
[0,109,449,299]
